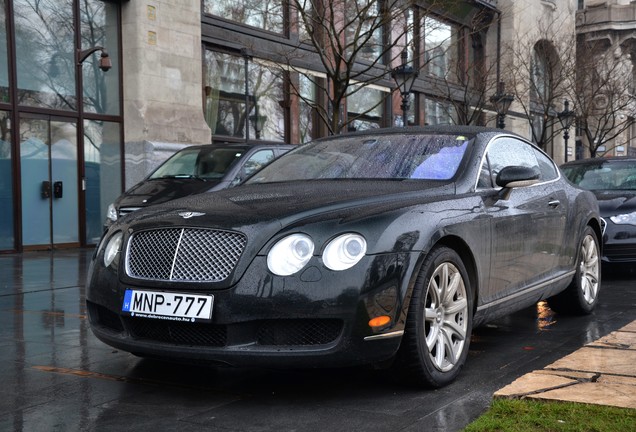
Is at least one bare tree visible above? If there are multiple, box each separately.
[422,8,501,127]
[279,0,489,135]
[502,16,576,152]
[280,0,409,135]
[573,40,636,157]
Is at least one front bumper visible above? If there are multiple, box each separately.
[86,251,416,368]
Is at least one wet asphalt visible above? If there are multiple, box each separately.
[0,249,634,432]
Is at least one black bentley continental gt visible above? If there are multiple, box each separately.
[87,126,602,388]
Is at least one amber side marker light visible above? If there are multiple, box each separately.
[368,316,391,328]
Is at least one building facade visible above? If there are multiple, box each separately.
[0,0,590,253]
[576,0,636,158]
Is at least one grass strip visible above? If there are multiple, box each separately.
[463,398,636,432]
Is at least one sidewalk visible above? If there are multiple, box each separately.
[494,321,636,409]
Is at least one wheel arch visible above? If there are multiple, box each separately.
[436,235,479,315]
[403,235,479,318]
[587,217,603,256]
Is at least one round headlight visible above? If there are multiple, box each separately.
[322,233,367,271]
[103,231,123,267]
[267,234,315,276]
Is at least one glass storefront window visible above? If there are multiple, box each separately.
[204,51,248,138]
[1,0,8,103]
[14,0,76,110]
[203,0,285,34]
[80,0,121,115]
[345,0,384,64]
[0,110,12,249]
[423,16,459,81]
[84,120,121,244]
[425,97,456,125]
[204,51,285,141]
[298,73,316,144]
[248,61,284,141]
[347,85,386,130]
[393,92,415,127]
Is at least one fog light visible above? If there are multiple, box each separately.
[368,315,391,328]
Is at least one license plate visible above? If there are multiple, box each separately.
[122,289,213,322]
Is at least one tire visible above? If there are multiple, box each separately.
[549,225,601,315]
[394,246,473,388]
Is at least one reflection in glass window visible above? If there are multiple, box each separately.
[204,51,285,141]
[14,0,76,110]
[1,1,8,103]
[84,120,121,244]
[348,85,386,131]
[425,97,456,125]
[423,16,459,81]
[81,0,120,115]
[204,51,247,138]
[248,61,285,141]
[203,0,284,34]
[345,0,383,64]
[298,73,316,144]
[0,110,12,250]
[389,7,414,65]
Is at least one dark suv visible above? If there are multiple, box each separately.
[105,143,293,227]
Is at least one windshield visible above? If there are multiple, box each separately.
[150,147,244,180]
[246,133,472,184]
[562,160,636,191]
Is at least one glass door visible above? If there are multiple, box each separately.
[19,117,79,249]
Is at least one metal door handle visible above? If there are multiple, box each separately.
[548,200,560,208]
[53,181,63,199]
[41,181,51,199]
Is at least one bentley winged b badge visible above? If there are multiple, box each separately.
[178,211,205,219]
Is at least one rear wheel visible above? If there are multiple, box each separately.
[549,226,601,315]
[395,246,473,388]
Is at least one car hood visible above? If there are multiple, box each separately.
[115,180,456,257]
[116,178,221,208]
[592,190,636,216]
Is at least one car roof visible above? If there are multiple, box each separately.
[561,156,636,167]
[178,143,294,152]
[314,125,505,139]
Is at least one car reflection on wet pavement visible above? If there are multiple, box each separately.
[1,249,634,431]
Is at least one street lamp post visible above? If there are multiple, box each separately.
[558,99,576,163]
[489,81,514,129]
[391,50,418,127]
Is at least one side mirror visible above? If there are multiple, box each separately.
[496,166,540,200]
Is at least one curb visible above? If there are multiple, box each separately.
[494,321,636,409]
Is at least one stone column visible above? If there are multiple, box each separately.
[121,1,211,187]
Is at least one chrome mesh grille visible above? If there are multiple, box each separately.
[126,228,247,282]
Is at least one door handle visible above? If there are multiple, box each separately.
[53,181,63,199]
[41,181,51,199]
[548,200,560,208]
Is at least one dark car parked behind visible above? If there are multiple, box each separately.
[561,156,636,265]
[105,143,293,226]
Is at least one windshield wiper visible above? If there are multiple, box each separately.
[160,174,205,180]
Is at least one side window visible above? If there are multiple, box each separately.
[479,137,539,188]
[477,156,493,188]
[533,147,559,181]
[241,150,275,178]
